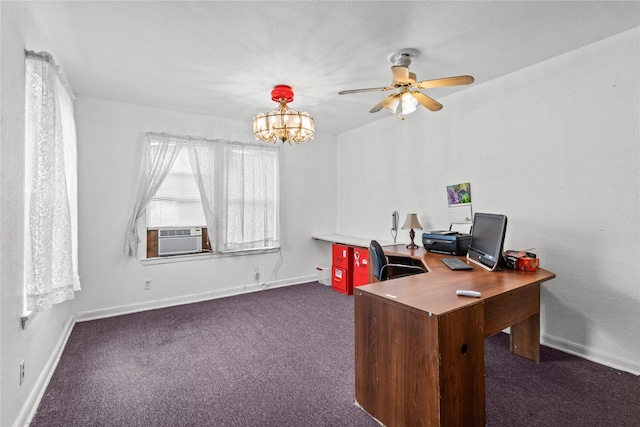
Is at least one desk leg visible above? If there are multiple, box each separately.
[439,304,486,427]
[510,312,540,362]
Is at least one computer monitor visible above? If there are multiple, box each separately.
[466,213,508,271]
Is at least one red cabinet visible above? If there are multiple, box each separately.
[332,244,352,295]
[332,244,351,268]
[331,243,371,294]
[332,266,350,294]
[352,246,370,288]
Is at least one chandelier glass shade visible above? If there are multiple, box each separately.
[253,85,315,145]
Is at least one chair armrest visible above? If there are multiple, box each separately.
[385,263,425,271]
[381,263,425,280]
[387,255,420,265]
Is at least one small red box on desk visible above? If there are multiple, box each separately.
[504,250,540,272]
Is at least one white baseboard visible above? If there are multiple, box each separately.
[74,274,316,322]
[542,333,639,375]
[15,314,76,427]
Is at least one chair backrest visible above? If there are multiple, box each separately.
[369,240,387,281]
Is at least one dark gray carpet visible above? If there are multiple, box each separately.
[31,282,639,426]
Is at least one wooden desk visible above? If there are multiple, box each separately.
[354,245,555,426]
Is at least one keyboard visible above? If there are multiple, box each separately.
[440,257,474,270]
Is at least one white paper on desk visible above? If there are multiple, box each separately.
[450,223,472,234]
[448,204,473,225]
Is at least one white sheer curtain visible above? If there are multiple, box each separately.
[187,138,279,252]
[127,133,279,256]
[124,134,184,256]
[24,51,80,312]
[222,143,279,251]
[186,140,220,250]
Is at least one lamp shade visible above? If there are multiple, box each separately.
[402,213,422,230]
[253,85,315,145]
[382,92,418,119]
[400,92,418,115]
[384,96,400,113]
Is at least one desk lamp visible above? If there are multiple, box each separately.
[402,213,422,249]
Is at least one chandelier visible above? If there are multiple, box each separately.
[253,85,315,145]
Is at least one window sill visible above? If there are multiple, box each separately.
[21,310,36,329]
[140,246,280,265]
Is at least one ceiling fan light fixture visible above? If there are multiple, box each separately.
[253,85,315,145]
[400,92,418,115]
[384,96,400,114]
[338,48,475,119]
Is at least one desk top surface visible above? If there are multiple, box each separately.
[356,245,556,316]
[312,234,394,247]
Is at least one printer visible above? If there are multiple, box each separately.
[422,230,471,256]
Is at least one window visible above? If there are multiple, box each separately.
[23,51,80,314]
[147,148,206,228]
[223,144,279,251]
[125,133,279,257]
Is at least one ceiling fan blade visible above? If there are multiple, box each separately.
[338,86,393,95]
[411,91,443,111]
[391,66,410,84]
[370,94,398,113]
[416,75,475,89]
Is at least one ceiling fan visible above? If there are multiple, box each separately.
[338,48,474,119]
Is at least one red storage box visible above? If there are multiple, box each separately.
[332,244,352,268]
[352,247,370,288]
[332,266,352,295]
[352,247,369,274]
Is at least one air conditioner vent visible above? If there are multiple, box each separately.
[158,227,202,256]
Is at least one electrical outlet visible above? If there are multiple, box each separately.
[254,267,260,280]
[19,360,25,385]
[144,280,152,290]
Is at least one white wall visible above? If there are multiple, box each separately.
[337,28,640,374]
[1,3,78,426]
[1,5,337,425]
[2,3,637,426]
[72,96,337,317]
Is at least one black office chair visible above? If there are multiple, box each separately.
[370,240,426,281]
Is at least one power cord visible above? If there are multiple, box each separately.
[260,249,283,288]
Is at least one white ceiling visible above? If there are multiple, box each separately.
[30,1,640,136]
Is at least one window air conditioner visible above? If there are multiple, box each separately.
[157,227,203,256]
